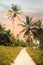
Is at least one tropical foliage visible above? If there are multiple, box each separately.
[18,16,43,49]
[7,4,22,23]
[26,47,43,65]
[0,23,28,47]
[0,46,22,65]
[0,24,12,45]
[7,4,22,34]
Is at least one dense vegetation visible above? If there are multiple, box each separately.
[0,46,22,65]
[0,24,12,46]
[0,23,28,47]
[26,47,43,65]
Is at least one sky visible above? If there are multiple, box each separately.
[0,0,43,16]
[0,0,43,37]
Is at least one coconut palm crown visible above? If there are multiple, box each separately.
[7,4,21,21]
[18,16,43,49]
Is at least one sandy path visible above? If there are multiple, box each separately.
[11,48,36,65]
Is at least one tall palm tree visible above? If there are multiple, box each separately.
[7,4,22,33]
[18,16,43,49]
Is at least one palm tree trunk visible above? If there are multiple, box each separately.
[30,38,33,48]
[12,18,15,34]
[26,36,33,48]
[40,40,43,50]
[12,15,21,34]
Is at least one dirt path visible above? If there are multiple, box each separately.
[11,48,36,65]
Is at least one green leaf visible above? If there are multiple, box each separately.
[18,24,27,27]
[11,4,21,12]
[32,20,42,27]
[26,16,30,25]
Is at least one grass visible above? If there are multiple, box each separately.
[0,46,22,65]
[26,47,43,65]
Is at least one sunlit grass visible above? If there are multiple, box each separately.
[26,47,43,65]
[0,46,22,65]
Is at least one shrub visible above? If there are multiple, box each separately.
[26,47,43,65]
[15,39,28,47]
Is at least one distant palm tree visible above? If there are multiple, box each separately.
[7,4,22,33]
[18,16,43,49]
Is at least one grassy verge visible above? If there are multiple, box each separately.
[26,47,43,65]
[0,46,22,65]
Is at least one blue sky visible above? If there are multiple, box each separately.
[0,0,43,16]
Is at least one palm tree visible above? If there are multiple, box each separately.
[18,16,34,47]
[33,20,43,49]
[7,4,22,33]
[18,16,43,49]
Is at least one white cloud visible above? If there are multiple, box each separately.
[0,4,10,14]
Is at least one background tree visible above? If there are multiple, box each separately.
[7,4,22,33]
[33,20,43,49]
[0,24,12,46]
[0,24,5,33]
[18,16,43,49]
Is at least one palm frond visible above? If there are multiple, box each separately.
[19,28,26,34]
[16,15,21,21]
[6,11,12,16]
[16,11,22,14]
[7,4,22,21]
[37,28,43,39]
[26,16,30,25]
[31,20,42,27]
[24,30,30,35]
[18,24,27,27]
[30,17,32,22]
[26,16,32,25]
[8,10,13,12]
[22,21,27,25]
[11,4,21,12]
[32,27,43,40]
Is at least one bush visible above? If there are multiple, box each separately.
[0,46,22,65]
[0,33,11,46]
[14,39,28,47]
[26,47,43,65]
